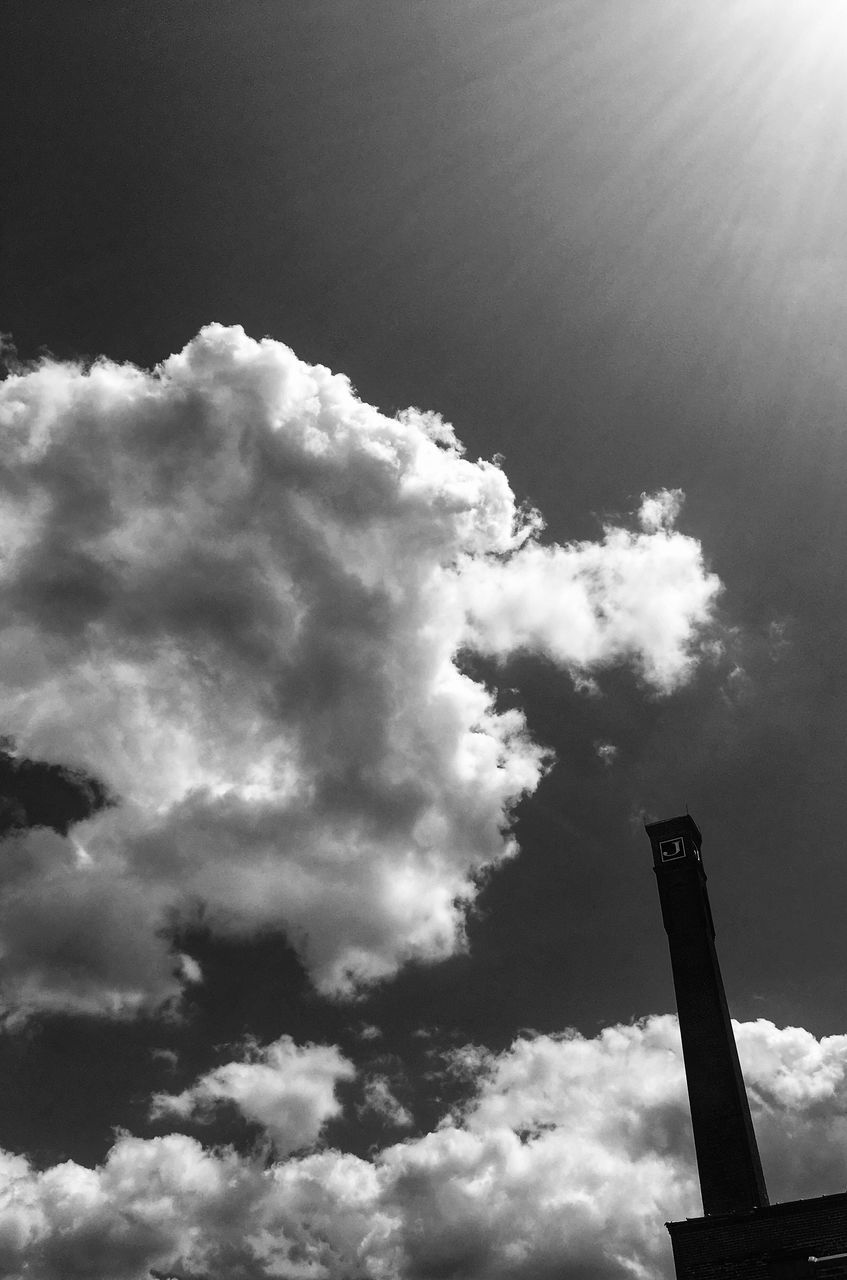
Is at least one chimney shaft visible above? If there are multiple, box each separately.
[646,815,768,1216]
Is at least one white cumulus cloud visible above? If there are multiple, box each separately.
[736,1018,847,1201]
[150,1036,354,1156]
[464,491,718,691]
[0,326,721,1017]
[2,1016,847,1279]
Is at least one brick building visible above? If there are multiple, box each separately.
[646,816,847,1280]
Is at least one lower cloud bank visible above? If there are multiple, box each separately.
[2,1015,847,1280]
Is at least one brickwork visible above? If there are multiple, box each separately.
[669,1194,847,1280]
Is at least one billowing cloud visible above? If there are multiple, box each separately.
[0,326,721,1016]
[0,1136,265,1280]
[463,495,717,691]
[151,1036,354,1156]
[736,1019,847,1201]
[3,1016,847,1279]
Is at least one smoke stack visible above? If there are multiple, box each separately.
[646,814,768,1216]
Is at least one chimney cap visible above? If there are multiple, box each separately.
[644,814,703,869]
[645,813,702,843]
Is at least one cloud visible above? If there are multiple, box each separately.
[3,1016,847,1279]
[151,1036,354,1156]
[735,1019,847,1202]
[357,1023,382,1042]
[0,327,721,1016]
[637,488,684,534]
[358,1075,414,1129]
[0,1135,265,1280]
[463,491,718,691]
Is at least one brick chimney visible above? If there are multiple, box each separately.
[646,814,768,1216]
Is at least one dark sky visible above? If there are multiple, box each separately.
[4,3,847,1278]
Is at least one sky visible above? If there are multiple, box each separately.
[3,1,847,1277]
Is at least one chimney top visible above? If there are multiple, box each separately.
[644,814,703,871]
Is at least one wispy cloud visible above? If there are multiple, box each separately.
[357,1074,414,1129]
